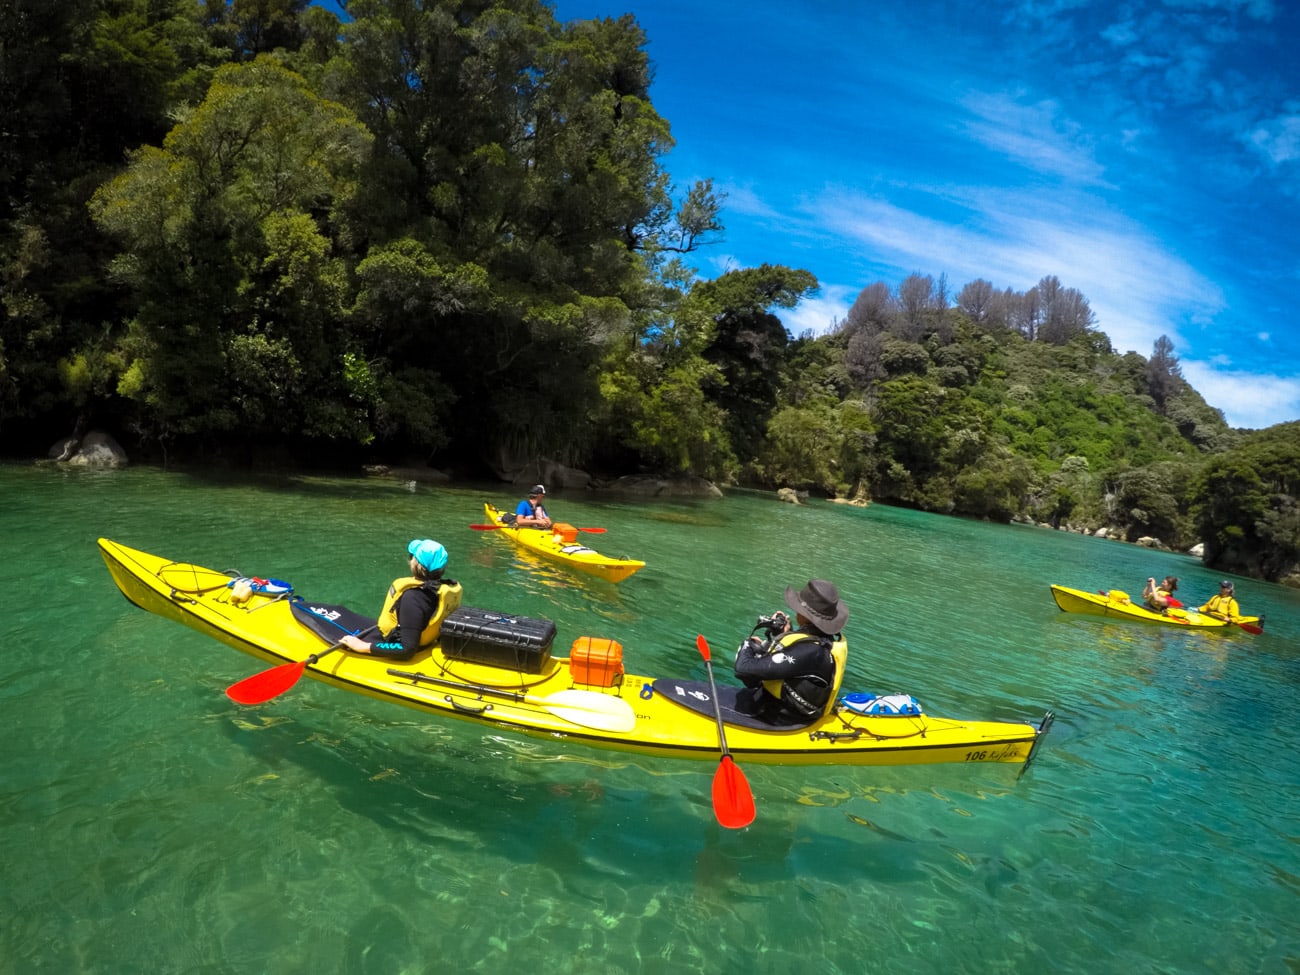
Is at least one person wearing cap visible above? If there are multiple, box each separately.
[1142,575,1180,613]
[733,579,850,725]
[340,539,462,658]
[1198,580,1242,621]
[513,484,553,529]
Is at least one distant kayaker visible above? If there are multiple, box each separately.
[1198,580,1241,621]
[733,579,849,725]
[1142,575,1179,613]
[513,484,553,529]
[340,539,462,658]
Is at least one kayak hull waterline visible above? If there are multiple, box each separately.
[1050,585,1262,630]
[480,503,646,583]
[99,538,1052,768]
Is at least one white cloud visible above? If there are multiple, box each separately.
[1181,361,1300,429]
[958,92,1112,186]
[778,286,854,338]
[716,182,783,220]
[803,185,1224,358]
[1244,113,1300,165]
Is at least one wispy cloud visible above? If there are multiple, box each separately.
[803,184,1223,355]
[718,183,783,220]
[1181,361,1300,429]
[958,92,1112,186]
[1244,112,1300,166]
[779,286,856,338]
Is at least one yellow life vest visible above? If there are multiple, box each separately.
[760,632,848,718]
[377,578,463,648]
[826,637,848,716]
[1145,587,1173,612]
[1200,594,1238,620]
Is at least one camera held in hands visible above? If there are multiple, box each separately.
[755,611,789,635]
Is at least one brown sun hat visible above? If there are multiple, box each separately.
[783,579,849,635]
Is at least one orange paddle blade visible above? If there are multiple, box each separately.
[226,660,308,705]
[712,756,756,829]
[695,633,711,662]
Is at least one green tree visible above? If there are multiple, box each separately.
[90,55,373,446]
[1113,463,1193,546]
[1146,334,1182,415]
[693,264,817,463]
[330,0,723,462]
[763,403,843,492]
[1,0,221,440]
[1194,422,1300,580]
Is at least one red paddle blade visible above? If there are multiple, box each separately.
[695,633,711,662]
[712,756,756,828]
[469,524,503,530]
[1237,621,1264,635]
[226,660,308,705]
[576,527,606,533]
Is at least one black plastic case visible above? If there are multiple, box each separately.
[440,607,557,673]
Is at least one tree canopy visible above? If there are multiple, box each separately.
[2,0,1296,584]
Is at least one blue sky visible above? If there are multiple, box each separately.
[552,0,1300,430]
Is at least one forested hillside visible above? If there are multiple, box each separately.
[2,0,1296,585]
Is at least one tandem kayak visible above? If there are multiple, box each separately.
[478,502,646,583]
[1050,585,1263,632]
[100,538,1052,771]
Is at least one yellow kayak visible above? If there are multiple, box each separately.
[478,502,646,583]
[99,538,1052,769]
[1050,585,1263,632]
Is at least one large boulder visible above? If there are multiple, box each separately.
[49,431,128,468]
[487,447,591,491]
[525,461,591,491]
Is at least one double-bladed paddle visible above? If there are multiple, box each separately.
[469,523,606,533]
[695,634,756,829]
[226,626,377,705]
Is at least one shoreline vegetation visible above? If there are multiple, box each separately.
[3,1,1297,585]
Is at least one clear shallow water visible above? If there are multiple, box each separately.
[2,463,1298,974]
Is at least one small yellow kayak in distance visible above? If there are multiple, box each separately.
[1050,585,1263,632]
[480,502,646,583]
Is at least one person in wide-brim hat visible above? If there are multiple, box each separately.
[733,579,850,726]
[784,579,849,636]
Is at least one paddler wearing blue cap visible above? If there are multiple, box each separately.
[340,539,462,658]
[513,483,553,529]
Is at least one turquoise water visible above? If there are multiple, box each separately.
[2,463,1298,975]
